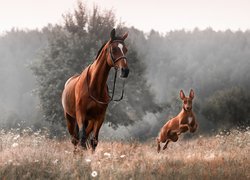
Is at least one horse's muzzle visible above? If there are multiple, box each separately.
[120,67,129,78]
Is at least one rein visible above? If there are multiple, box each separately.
[86,40,127,105]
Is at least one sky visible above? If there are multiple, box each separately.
[0,0,250,34]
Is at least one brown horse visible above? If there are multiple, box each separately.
[62,29,129,150]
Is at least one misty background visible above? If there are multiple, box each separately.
[0,2,249,140]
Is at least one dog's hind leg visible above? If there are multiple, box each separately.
[156,137,161,153]
[162,140,170,150]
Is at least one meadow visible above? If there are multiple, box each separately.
[0,128,249,180]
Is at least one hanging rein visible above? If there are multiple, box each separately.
[86,40,127,105]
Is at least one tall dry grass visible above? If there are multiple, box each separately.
[0,128,249,180]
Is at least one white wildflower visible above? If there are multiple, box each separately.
[13,135,20,140]
[34,132,40,136]
[53,159,59,164]
[34,160,39,163]
[85,158,91,163]
[91,171,98,177]
[104,152,111,157]
[120,154,126,158]
[12,143,19,148]
[65,150,71,154]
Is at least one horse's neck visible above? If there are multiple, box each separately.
[89,52,111,97]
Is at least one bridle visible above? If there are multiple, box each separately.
[109,40,127,66]
[86,40,127,105]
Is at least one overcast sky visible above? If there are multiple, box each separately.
[0,0,250,34]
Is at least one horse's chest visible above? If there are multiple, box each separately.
[86,103,107,119]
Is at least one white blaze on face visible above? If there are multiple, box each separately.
[118,43,127,64]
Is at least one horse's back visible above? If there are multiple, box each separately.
[62,75,80,117]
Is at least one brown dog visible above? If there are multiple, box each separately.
[156,89,198,152]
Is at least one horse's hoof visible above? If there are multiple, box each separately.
[80,142,87,150]
[71,138,78,146]
[90,138,98,151]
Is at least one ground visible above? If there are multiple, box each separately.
[0,128,249,179]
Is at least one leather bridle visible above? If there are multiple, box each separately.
[86,40,127,105]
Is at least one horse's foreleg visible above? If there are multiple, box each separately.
[76,109,87,149]
[91,115,105,151]
[86,120,94,138]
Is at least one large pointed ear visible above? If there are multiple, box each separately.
[122,32,128,40]
[189,89,194,99]
[180,90,185,100]
[110,28,116,41]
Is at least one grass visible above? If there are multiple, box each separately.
[0,128,249,180]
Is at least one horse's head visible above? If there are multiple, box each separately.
[180,89,194,112]
[107,29,129,78]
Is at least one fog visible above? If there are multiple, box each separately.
[0,30,47,128]
[1,28,250,139]
[100,28,250,139]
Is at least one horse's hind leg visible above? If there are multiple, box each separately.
[65,113,78,146]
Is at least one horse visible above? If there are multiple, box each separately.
[61,29,129,151]
[156,89,198,152]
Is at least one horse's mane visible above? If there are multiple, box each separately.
[95,41,108,59]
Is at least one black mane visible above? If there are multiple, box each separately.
[95,41,108,59]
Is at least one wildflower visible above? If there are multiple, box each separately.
[85,158,91,163]
[53,159,59,164]
[65,150,71,154]
[120,154,126,158]
[12,143,18,148]
[104,152,111,157]
[13,135,20,140]
[91,171,98,177]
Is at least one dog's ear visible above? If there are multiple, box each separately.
[110,28,116,41]
[180,90,185,100]
[189,89,194,100]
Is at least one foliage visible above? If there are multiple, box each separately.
[202,87,250,128]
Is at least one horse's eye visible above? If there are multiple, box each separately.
[123,47,128,54]
[184,100,187,104]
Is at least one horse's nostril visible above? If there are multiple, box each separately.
[121,68,129,78]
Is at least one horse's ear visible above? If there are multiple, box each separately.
[110,28,116,40]
[180,90,185,100]
[189,89,194,99]
[122,32,128,40]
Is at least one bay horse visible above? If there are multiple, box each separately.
[62,29,129,150]
[156,89,198,152]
